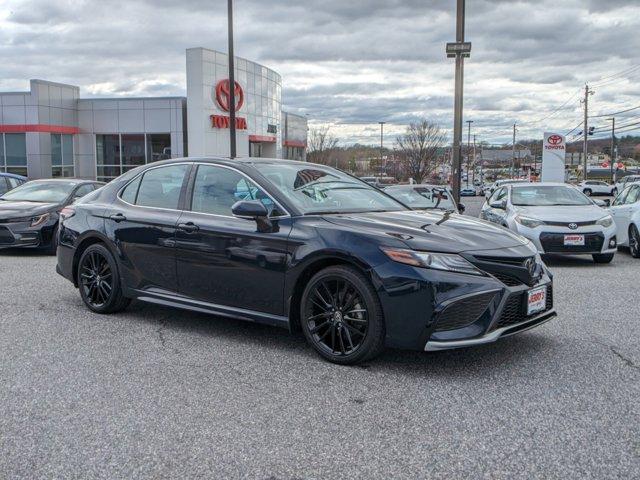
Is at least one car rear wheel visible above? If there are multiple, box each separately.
[300,265,385,365]
[592,253,614,264]
[78,244,130,314]
[583,189,592,196]
[629,225,640,258]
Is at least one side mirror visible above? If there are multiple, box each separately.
[593,199,610,208]
[489,200,506,209]
[458,203,466,213]
[231,200,268,218]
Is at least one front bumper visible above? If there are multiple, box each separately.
[513,223,617,255]
[0,222,50,249]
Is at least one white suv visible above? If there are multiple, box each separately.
[578,180,617,197]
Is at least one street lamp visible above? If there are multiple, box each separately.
[379,121,386,174]
[607,117,615,183]
[227,0,237,158]
[446,0,471,204]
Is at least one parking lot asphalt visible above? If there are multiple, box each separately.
[1,196,638,479]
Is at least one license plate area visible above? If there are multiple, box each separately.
[564,234,585,246]
[527,286,547,315]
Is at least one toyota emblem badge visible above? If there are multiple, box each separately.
[568,223,578,230]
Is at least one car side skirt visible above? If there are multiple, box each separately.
[132,289,290,329]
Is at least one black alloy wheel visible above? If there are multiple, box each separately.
[301,265,385,365]
[630,225,640,258]
[78,244,130,313]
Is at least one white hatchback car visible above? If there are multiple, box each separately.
[480,182,617,263]
[609,183,640,258]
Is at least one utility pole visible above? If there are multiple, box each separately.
[511,123,517,178]
[608,117,615,183]
[446,0,471,204]
[582,84,594,181]
[379,121,385,175]
[227,0,237,158]
[465,120,473,186]
[472,134,476,186]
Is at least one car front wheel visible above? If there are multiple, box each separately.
[78,244,130,314]
[300,265,385,365]
[629,225,640,258]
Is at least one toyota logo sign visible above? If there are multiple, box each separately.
[568,223,578,230]
[548,134,563,145]
[215,79,244,112]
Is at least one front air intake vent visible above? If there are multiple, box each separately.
[434,292,497,332]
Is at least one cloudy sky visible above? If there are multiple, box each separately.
[1,0,639,145]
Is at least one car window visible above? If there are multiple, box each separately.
[489,187,505,204]
[626,185,640,204]
[7,177,21,189]
[190,165,279,217]
[0,178,9,195]
[135,164,189,209]
[613,186,631,206]
[74,184,94,198]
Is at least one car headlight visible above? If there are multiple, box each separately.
[515,215,545,228]
[381,247,483,276]
[30,213,51,227]
[596,215,613,228]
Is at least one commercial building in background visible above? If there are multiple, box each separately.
[0,47,307,182]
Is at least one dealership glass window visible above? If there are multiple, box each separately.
[51,134,75,178]
[121,134,145,167]
[0,134,4,170]
[96,133,172,182]
[146,134,171,162]
[4,133,27,177]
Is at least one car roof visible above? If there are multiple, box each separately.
[507,182,571,188]
[0,172,27,180]
[386,184,447,189]
[27,178,102,185]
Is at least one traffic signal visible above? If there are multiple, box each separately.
[588,127,595,136]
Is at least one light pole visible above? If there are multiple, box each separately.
[227,0,237,158]
[465,120,473,186]
[379,121,385,175]
[446,0,471,204]
[607,117,615,183]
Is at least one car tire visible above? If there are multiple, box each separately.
[78,244,131,314]
[592,253,614,264]
[629,225,640,258]
[300,265,385,365]
[583,189,592,196]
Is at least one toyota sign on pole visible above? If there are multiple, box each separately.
[541,132,566,182]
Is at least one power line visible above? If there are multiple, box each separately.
[590,104,640,119]
[590,63,640,87]
[526,89,581,125]
[592,117,640,132]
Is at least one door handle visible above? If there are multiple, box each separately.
[177,222,199,233]
[109,213,127,222]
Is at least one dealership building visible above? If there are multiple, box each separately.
[0,47,308,182]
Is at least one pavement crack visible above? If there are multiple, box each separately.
[609,346,639,371]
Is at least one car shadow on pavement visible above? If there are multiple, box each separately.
[120,299,560,376]
[542,254,615,267]
[0,248,51,257]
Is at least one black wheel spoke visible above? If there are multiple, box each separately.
[80,251,114,307]
[305,277,370,357]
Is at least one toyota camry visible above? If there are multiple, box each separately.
[56,158,556,364]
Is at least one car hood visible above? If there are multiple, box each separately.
[322,210,529,253]
[513,205,607,222]
[0,201,59,219]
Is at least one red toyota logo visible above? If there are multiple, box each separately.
[548,134,563,145]
[215,79,244,112]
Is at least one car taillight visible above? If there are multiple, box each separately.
[59,207,76,221]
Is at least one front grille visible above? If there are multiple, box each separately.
[540,232,604,253]
[491,271,524,287]
[434,292,497,332]
[0,226,15,245]
[543,220,597,227]
[493,284,553,330]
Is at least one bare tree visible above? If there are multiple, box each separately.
[307,125,339,165]
[395,120,447,183]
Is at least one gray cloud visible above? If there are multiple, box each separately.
[1,0,639,144]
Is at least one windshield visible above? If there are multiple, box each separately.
[386,186,456,211]
[511,185,592,206]
[0,181,76,203]
[252,163,407,214]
